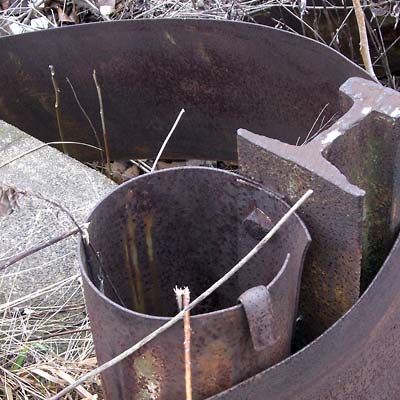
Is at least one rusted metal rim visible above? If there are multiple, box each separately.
[0,19,371,161]
[212,230,400,399]
[237,77,399,338]
[212,78,400,399]
[78,166,311,399]
[78,166,310,321]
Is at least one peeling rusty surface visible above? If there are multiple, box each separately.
[322,78,400,290]
[242,207,274,241]
[0,19,370,161]
[239,284,280,352]
[238,77,400,341]
[79,167,310,400]
[212,231,400,400]
[225,77,400,399]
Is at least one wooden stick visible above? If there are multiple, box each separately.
[352,0,377,80]
[49,65,68,155]
[183,287,192,400]
[93,69,112,178]
[0,274,80,313]
[0,227,80,272]
[66,77,104,165]
[174,286,193,400]
[151,108,185,172]
[0,141,103,169]
[50,189,313,400]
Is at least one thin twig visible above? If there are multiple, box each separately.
[0,141,103,169]
[0,274,80,313]
[352,0,377,80]
[0,184,122,307]
[130,159,151,173]
[276,0,327,43]
[365,17,393,87]
[173,286,192,400]
[328,8,353,47]
[14,188,126,308]
[0,227,80,272]
[49,65,68,155]
[49,189,313,400]
[304,112,338,145]
[183,288,192,400]
[93,70,112,178]
[66,77,104,165]
[302,103,329,145]
[9,188,83,240]
[373,35,400,66]
[151,108,185,172]
[25,327,91,342]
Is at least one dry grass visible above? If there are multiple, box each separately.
[0,274,101,399]
[0,0,398,88]
[0,192,101,399]
[0,0,284,32]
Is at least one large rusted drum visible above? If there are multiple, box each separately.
[79,167,310,399]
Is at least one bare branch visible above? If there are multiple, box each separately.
[151,108,185,172]
[352,0,378,80]
[0,227,80,272]
[0,141,102,169]
[66,77,104,165]
[93,69,112,178]
[49,65,68,155]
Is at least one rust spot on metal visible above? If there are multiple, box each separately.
[126,212,145,313]
[242,207,274,241]
[144,214,163,315]
[133,350,164,400]
[79,167,309,399]
[196,339,234,398]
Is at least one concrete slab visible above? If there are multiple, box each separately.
[0,120,116,306]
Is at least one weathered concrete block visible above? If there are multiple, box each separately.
[0,120,115,305]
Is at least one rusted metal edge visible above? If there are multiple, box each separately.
[226,77,400,399]
[79,167,310,399]
[211,229,400,399]
[0,19,371,161]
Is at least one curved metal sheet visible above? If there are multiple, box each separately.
[211,230,400,399]
[229,77,400,399]
[0,19,370,161]
[79,167,310,399]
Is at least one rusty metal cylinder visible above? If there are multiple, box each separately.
[79,167,310,399]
